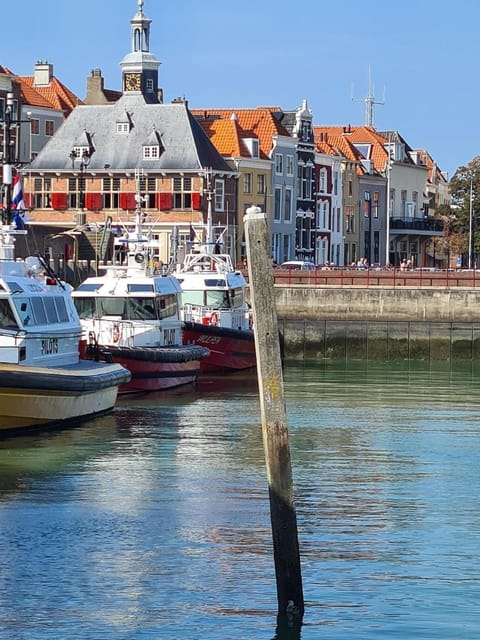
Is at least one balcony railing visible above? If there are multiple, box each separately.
[390,217,444,232]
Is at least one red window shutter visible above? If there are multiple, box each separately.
[158,193,172,211]
[51,193,68,210]
[192,192,202,210]
[120,192,136,210]
[86,193,102,210]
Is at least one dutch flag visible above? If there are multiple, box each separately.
[11,175,30,230]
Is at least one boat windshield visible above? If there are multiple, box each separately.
[182,289,231,308]
[74,295,177,321]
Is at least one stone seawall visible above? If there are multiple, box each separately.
[272,286,480,361]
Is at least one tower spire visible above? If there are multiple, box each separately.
[120,0,161,103]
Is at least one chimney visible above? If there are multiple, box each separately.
[85,68,105,104]
[34,60,53,87]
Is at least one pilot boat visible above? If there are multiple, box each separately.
[171,171,255,372]
[0,224,130,434]
[72,210,209,393]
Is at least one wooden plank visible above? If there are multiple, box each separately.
[244,207,304,622]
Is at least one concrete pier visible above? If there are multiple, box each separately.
[272,285,480,361]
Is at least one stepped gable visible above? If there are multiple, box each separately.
[29,94,232,174]
[192,107,290,159]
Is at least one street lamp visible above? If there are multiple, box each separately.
[70,148,91,218]
[385,138,393,266]
[1,92,15,225]
[364,190,372,264]
[468,176,474,269]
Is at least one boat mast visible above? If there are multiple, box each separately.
[204,167,214,256]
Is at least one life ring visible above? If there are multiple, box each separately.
[112,323,121,343]
[210,312,219,326]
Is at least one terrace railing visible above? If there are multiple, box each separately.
[240,266,480,289]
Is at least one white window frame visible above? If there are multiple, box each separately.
[215,179,224,211]
[286,154,294,177]
[275,153,284,175]
[143,146,160,159]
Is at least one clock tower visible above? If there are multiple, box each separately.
[121,0,161,103]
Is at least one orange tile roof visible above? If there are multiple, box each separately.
[18,75,82,115]
[314,125,390,173]
[16,78,57,109]
[192,108,290,159]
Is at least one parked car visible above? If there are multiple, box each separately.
[279,260,316,271]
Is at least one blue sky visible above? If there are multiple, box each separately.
[5,0,479,179]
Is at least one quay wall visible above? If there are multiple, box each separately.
[271,286,480,361]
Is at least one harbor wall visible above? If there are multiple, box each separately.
[272,286,480,361]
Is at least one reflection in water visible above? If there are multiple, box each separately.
[0,361,479,639]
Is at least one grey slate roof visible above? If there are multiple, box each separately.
[30,94,232,174]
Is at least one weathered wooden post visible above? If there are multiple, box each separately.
[244,206,304,622]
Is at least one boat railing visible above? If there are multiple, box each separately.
[181,252,234,274]
[90,317,166,347]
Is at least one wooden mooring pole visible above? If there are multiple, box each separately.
[244,207,304,622]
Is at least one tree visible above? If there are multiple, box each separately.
[449,156,480,265]
[434,203,466,266]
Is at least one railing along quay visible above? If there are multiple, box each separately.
[240,267,480,289]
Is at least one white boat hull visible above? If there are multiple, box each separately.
[0,362,130,433]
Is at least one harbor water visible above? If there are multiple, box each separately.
[0,360,479,639]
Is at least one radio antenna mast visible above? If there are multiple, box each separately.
[351,65,385,127]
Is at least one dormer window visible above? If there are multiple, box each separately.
[71,146,90,159]
[116,122,130,134]
[142,126,164,159]
[143,145,161,159]
[244,138,259,158]
[354,144,371,159]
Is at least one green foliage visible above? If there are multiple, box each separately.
[449,157,480,258]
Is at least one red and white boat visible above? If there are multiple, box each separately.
[72,210,209,393]
[172,172,255,373]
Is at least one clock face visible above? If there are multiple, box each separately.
[124,73,141,91]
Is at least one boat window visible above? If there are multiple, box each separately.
[230,287,245,308]
[0,299,19,329]
[206,290,229,307]
[75,283,102,292]
[127,284,155,293]
[156,294,177,319]
[31,297,48,324]
[54,297,69,323]
[97,298,125,317]
[44,297,59,323]
[181,290,204,306]
[5,280,24,294]
[12,298,34,326]
[204,279,224,287]
[74,297,96,319]
[127,297,158,321]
